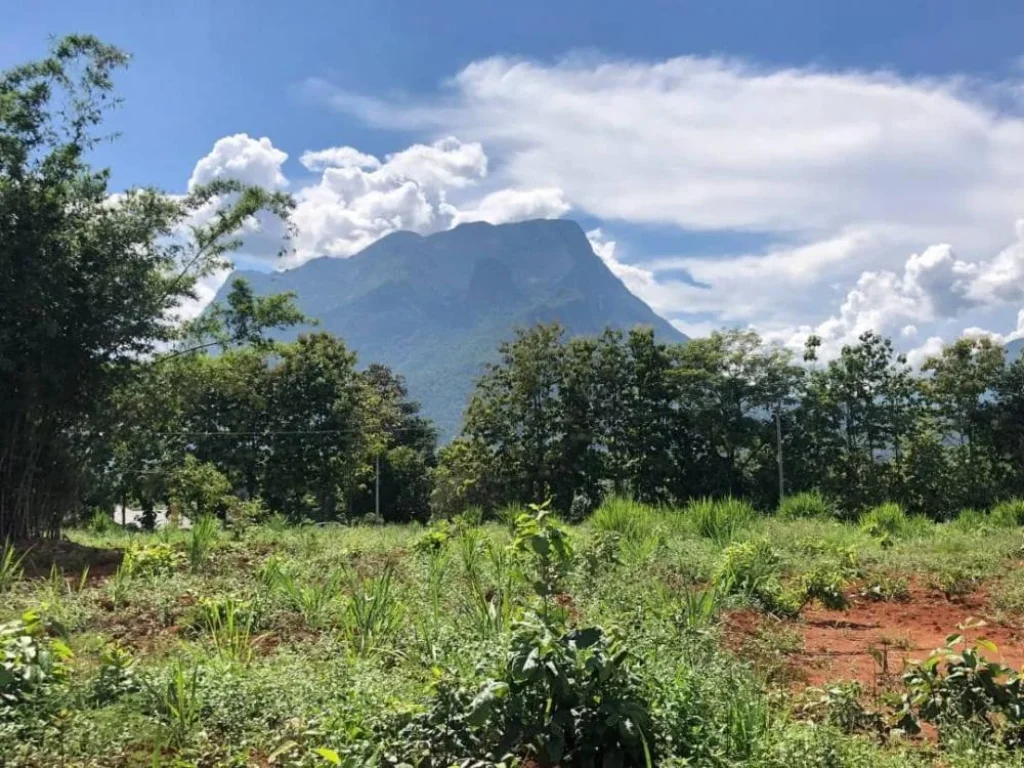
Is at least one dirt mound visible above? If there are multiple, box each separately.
[725,585,1024,690]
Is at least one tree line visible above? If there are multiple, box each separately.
[3,37,1023,539]
[434,324,1024,521]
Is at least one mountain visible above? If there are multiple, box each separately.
[1008,338,1023,361]
[215,219,685,438]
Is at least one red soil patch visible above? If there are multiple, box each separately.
[725,585,1024,691]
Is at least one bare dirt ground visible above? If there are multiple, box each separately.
[724,583,1024,691]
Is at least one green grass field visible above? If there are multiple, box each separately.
[5,498,1024,767]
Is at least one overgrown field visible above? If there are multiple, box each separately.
[6,497,1024,767]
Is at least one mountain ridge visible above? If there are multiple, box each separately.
[216,218,685,438]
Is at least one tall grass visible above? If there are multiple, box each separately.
[990,499,1024,527]
[686,497,755,545]
[202,597,256,665]
[186,515,220,571]
[146,661,203,747]
[344,564,405,654]
[0,538,27,592]
[777,491,835,520]
[859,502,909,540]
[590,496,660,542]
[267,566,345,629]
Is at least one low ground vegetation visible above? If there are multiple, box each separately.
[4,498,1024,766]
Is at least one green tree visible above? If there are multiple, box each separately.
[352,364,437,522]
[922,337,1006,509]
[0,38,293,538]
[263,333,368,521]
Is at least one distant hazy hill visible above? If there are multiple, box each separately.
[216,219,685,438]
[1008,338,1023,361]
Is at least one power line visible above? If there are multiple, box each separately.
[128,425,432,437]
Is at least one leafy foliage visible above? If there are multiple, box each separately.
[0,611,71,714]
[899,626,1024,747]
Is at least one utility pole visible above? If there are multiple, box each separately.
[775,398,785,505]
[375,452,380,519]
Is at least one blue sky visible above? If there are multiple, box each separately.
[6,1,1024,359]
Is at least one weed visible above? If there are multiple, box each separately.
[271,567,345,629]
[800,564,850,610]
[930,565,982,600]
[674,586,723,632]
[860,573,910,603]
[800,681,884,735]
[146,661,203,747]
[201,596,258,665]
[90,643,139,704]
[122,542,183,578]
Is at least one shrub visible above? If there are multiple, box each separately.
[85,508,119,534]
[401,618,656,766]
[859,502,908,543]
[949,507,991,532]
[687,497,754,545]
[89,643,139,705]
[897,627,1024,745]
[567,491,595,523]
[413,520,453,555]
[991,499,1024,528]
[590,496,659,542]
[777,491,835,520]
[122,542,183,577]
[714,539,799,615]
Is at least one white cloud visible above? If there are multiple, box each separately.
[585,228,660,302]
[963,308,1024,345]
[313,57,1024,253]
[771,223,1024,359]
[182,134,569,275]
[173,268,232,323]
[299,146,381,171]
[379,136,487,189]
[188,134,288,191]
[310,55,1024,353]
[450,187,569,226]
[906,335,946,368]
[287,137,489,264]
